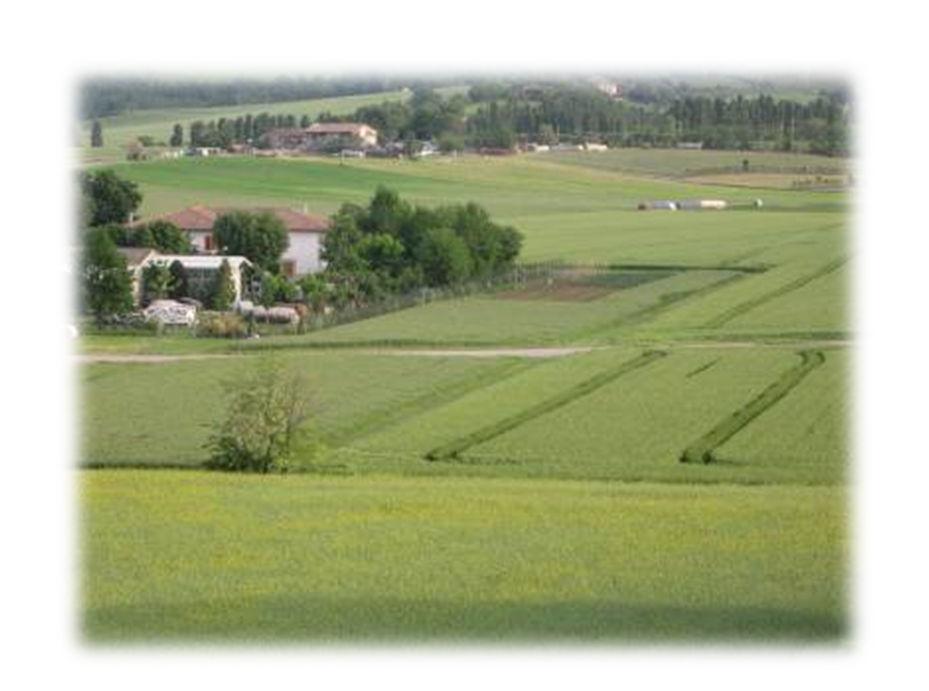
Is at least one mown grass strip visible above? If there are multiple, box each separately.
[425,350,667,462]
[704,257,848,328]
[679,350,826,464]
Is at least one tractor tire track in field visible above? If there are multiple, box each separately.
[679,349,826,464]
[703,257,848,328]
[424,350,667,463]
[571,271,750,342]
[327,358,540,448]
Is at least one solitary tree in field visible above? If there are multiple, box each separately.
[91,120,103,148]
[170,123,183,147]
[205,358,315,473]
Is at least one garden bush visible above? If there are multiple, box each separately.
[196,312,248,339]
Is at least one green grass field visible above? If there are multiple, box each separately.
[81,352,517,467]
[81,471,847,642]
[79,143,851,642]
[539,148,849,178]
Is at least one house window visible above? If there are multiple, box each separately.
[204,235,214,251]
[281,260,296,278]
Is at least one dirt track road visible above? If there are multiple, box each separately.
[76,340,850,364]
[76,347,597,364]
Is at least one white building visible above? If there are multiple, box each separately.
[307,122,379,148]
[129,205,331,276]
[117,248,253,306]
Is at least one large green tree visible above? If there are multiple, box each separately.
[212,211,288,273]
[81,169,142,226]
[415,227,472,286]
[81,227,134,323]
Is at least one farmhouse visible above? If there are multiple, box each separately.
[133,205,331,276]
[117,248,252,306]
[260,123,379,151]
[307,122,378,148]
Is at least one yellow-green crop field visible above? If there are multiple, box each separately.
[80,141,851,642]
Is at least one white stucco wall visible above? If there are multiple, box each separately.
[188,230,212,252]
[283,232,326,275]
[185,229,325,276]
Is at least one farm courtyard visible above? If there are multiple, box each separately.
[79,146,850,642]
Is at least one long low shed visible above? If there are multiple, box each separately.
[638,199,728,211]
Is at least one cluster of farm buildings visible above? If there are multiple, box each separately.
[119,205,332,307]
[148,121,629,161]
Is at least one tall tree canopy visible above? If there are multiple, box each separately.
[169,123,183,147]
[81,227,134,322]
[212,211,289,273]
[322,186,523,295]
[81,169,142,226]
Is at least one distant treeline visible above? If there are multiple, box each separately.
[180,89,470,150]
[80,77,448,119]
[103,78,850,157]
[465,86,850,155]
[187,113,307,148]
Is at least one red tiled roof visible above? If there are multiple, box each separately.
[307,122,373,135]
[134,206,331,233]
[116,247,158,267]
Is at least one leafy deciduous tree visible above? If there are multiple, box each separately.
[81,227,134,323]
[81,170,142,226]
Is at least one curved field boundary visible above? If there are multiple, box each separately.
[425,350,667,462]
[608,263,768,274]
[679,350,826,464]
[703,257,848,328]
[575,271,749,340]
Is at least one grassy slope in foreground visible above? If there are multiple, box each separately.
[81,470,847,642]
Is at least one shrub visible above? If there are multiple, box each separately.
[205,359,315,473]
[196,312,247,338]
